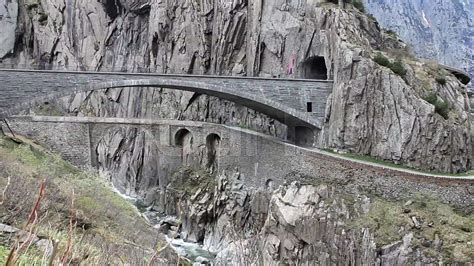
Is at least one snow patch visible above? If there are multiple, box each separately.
[421,10,431,28]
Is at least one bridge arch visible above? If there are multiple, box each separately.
[174,128,193,146]
[206,133,221,172]
[174,128,195,166]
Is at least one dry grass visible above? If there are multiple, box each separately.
[0,135,177,264]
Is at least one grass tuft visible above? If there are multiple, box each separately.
[374,52,391,67]
[424,92,450,119]
[435,76,447,85]
[0,135,163,264]
[373,53,407,77]
[349,195,474,262]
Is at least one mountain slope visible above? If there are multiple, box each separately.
[0,135,177,264]
[364,0,473,89]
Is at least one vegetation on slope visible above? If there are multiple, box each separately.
[348,195,473,263]
[168,166,217,197]
[373,52,407,77]
[423,92,450,119]
[0,136,173,264]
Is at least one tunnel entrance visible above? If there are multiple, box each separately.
[294,126,315,147]
[206,133,221,173]
[301,56,328,80]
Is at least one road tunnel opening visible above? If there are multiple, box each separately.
[301,56,328,80]
[295,126,315,147]
[206,133,221,173]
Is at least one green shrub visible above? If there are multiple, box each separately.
[424,92,438,105]
[435,76,447,85]
[424,93,450,119]
[374,52,407,77]
[374,53,407,77]
[374,53,391,67]
[352,0,365,12]
[435,100,449,119]
[390,60,407,76]
[386,29,398,37]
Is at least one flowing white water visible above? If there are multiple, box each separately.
[109,181,215,264]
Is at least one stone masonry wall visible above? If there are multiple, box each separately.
[3,117,473,210]
[3,117,91,166]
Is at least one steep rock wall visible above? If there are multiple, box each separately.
[0,0,471,172]
[161,170,474,264]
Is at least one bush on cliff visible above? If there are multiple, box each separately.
[374,53,391,67]
[435,76,447,85]
[424,92,450,119]
[390,59,407,76]
[373,53,407,77]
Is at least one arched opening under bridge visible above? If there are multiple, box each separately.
[206,133,221,173]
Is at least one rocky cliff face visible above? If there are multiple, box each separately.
[151,168,473,264]
[364,0,473,90]
[0,1,471,171]
[0,2,472,263]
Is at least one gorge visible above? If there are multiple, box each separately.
[0,0,473,264]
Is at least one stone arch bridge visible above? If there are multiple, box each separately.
[0,69,332,131]
[4,116,473,208]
